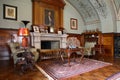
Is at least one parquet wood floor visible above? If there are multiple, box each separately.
[0,58,120,80]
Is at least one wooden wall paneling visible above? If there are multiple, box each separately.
[60,8,64,28]
[102,33,114,58]
[0,29,17,60]
[32,0,65,8]
[32,0,65,32]
[32,1,40,24]
[80,34,85,46]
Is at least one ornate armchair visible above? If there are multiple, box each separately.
[8,42,25,64]
[67,37,80,48]
[8,42,39,65]
[66,37,96,57]
[66,37,83,55]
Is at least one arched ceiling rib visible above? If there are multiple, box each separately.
[66,0,100,25]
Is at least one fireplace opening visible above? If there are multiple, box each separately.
[41,40,60,49]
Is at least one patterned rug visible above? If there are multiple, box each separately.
[36,58,112,80]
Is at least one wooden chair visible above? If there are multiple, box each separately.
[94,44,105,60]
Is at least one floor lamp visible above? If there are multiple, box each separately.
[17,21,35,72]
[18,21,30,48]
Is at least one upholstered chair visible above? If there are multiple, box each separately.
[66,37,96,57]
[67,37,80,48]
[66,37,82,55]
[8,42,25,64]
[29,48,39,62]
[8,42,39,64]
[84,42,96,57]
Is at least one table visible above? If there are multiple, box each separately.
[60,48,84,66]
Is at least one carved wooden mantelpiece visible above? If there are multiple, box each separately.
[32,0,66,32]
[32,0,66,8]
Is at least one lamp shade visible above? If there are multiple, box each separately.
[18,28,30,36]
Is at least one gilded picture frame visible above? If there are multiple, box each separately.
[3,4,17,20]
[44,9,54,27]
[70,18,78,30]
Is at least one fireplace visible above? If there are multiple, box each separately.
[41,40,60,49]
[30,33,68,49]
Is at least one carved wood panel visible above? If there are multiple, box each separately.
[32,0,65,32]
[102,33,114,58]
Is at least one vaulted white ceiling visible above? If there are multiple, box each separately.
[66,0,107,25]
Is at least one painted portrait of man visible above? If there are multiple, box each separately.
[45,9,54,27]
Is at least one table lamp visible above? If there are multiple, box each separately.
[18,21,30,48]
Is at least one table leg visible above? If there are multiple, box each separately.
[59,50,64,61]
[68,52,71,66]
[79,53,84,63]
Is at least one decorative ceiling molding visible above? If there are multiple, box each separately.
[66,0,100,25]
[90,0,107,18]
[85,20,100,25]
[112,0,120,20]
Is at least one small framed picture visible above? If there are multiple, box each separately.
[32,25,39,32]
[58,31,62,35]
[48,27,54,33]
[39,25,46,33]
[70,18,78,30]
[3,4,17,20]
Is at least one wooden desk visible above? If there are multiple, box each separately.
[60,48,84,66]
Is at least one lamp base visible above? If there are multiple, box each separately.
[22,37,28,48]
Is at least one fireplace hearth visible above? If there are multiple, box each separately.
[41,40,60,49]
[30,33,68,49]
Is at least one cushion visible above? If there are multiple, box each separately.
[30,48,39,62]
[67,37,80,48]
[84,42,96,56]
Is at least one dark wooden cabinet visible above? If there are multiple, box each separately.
[84,33,99,43]
[81,32,114,60]
[82,31,101,45]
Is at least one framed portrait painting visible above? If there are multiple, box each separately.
[44,9,54,27]
[3,4,17,20]
[70,18,78,30]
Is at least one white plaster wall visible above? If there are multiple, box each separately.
[0,0,118,33]
[64,0,84,34]
[85,22,101,31]
[100,0,116,33]
[0,0,32,29]
[117,21,120,32]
